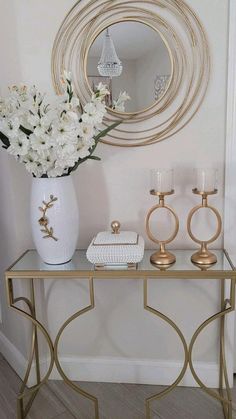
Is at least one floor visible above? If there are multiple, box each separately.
[0,351,235,419]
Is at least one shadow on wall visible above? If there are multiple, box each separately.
[0,0,32,358]
[73,161,110,248]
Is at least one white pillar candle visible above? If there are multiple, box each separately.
[195,168,217,192]
[151,169,173,192]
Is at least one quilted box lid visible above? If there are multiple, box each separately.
[93,230,138,246]
[93,221,138,246]
[86,221,145,265]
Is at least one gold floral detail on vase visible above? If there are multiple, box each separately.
[38,195,58,241]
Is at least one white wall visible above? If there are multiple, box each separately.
[135,45,171,110]
[0,0,231,386]
[223,0,236,372]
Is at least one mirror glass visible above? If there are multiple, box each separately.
[86,21,172,113]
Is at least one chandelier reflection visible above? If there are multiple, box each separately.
[97,28,123,78]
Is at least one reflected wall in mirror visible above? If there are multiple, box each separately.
[86,22,172,114]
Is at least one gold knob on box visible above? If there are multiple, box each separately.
[111,220,121,234]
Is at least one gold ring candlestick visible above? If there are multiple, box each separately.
[187,188,222,266]
[146,189,179,267]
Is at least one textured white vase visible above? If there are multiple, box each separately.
[30,176,79,264]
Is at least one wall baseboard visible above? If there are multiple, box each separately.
[49,355,222,388]
[0,330,27,380]
[0,330,227,388]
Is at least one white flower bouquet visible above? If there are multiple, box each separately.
[0,71,121,178]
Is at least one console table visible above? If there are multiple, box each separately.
[5,249,236,419]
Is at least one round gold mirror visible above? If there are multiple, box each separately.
[86,21,172,114]
[52,0,210,147]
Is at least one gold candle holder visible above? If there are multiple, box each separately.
[187,189,222,266]
[146,189,179,267]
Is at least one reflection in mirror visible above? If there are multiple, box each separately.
[87,21,172,113]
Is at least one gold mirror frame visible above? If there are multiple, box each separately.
[51,0,210,147]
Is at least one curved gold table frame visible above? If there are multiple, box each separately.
[5,250,236,419]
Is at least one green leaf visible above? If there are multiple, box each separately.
[19,125,33,136]
[0,131,10,148]
[88,155,101,161]
[94,120,122,142]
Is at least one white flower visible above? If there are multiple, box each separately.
[32,165,45,177]
[119,91,130,102]
[30,133,51,152]
[66,111,79,122]
[8,133,29,156]
[60,70,73,92]
[27,162,44,177]
[9,84,28,101]
[95,83,110,98]
[0,98,13,118]
[77,122,94,140]
[55,153,78,170]
[113,102,125,112]
[52,121,78,146]
[77,146,91,159]
[83,137,95,149]
[47,166,66,178]
[33,125,49,140]
[60,111,79,125]
[27,113,40,127]
[63,70,72,82]
[22,151,42,176]
[0,72,113,177]
[70,96,80,108]
[39,114,52,128]
[29,85,37,97]
[0,116,20,139]
[74,138,95,163]
[82,103,104,125]
[83,102,96,115]
[92,99,107,117]
[113,91,130,112]
[39,149,56,168]
[62,142,78,155]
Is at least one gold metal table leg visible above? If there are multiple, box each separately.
[144,277,235,419]
[219,279,231,419]
[143,278,189,419]
[54,277,99,419]
[6,277,55,419]
[188,278,235,419]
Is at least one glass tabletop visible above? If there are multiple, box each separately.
[6,249,235,278]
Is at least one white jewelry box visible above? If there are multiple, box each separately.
[86,221,145,269]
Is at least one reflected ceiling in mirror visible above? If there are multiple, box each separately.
[86,22,172,114]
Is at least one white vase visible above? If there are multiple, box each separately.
[30,176,79,264]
